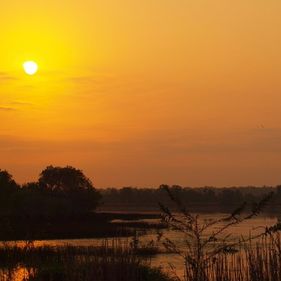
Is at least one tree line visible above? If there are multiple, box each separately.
[2,165,281,216]
[100,184,281,213]
[0,166,101,218]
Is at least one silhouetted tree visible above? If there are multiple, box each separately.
[0,169,19,192]
[39,166,94,192]
[219,188,243,210]
[276,185,281,199]
[22,182,41,190]
[0,170,19,215]
[37,166,101,215]
[0,170,20,219]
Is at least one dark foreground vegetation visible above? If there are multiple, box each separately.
[2,234,281,281]
[181,234,281,281]
[0,166,101,218]
[1,166,281,280]
[157,186,281,281]
[0,166,162,240]
[0,241,173,281]
[0,212,162,241]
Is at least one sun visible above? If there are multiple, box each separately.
[23,61,38,75]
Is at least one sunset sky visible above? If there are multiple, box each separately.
[1,1,281,187]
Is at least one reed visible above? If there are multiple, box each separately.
[183,233,281,281]
[159,186,281,281]
[0,240,173,281]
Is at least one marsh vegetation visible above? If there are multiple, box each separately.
[1,167,281,280]
[0,241,173,281]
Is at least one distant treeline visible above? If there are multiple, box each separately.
[99,185,281,213]
[1,165,281,216]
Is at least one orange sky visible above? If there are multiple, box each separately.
[1,1,281,187]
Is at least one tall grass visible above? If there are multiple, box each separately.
[0,240,173,281]
[183,233,281,281]
[2,235,281,281]
[159,186,281,281]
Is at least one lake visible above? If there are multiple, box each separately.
[2,212,278,281]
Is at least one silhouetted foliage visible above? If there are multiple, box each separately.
[0,169,19,192]
[99,185,281,213]
[35,166,101,215]
[158,186,280,281]
[0,242,174,281]
[39,165,94,191]
[0,166,101,219]
[0,170,19,216]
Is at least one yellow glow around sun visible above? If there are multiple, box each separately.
[23,61,38,75]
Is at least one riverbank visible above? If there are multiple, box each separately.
[0,212,163,241]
